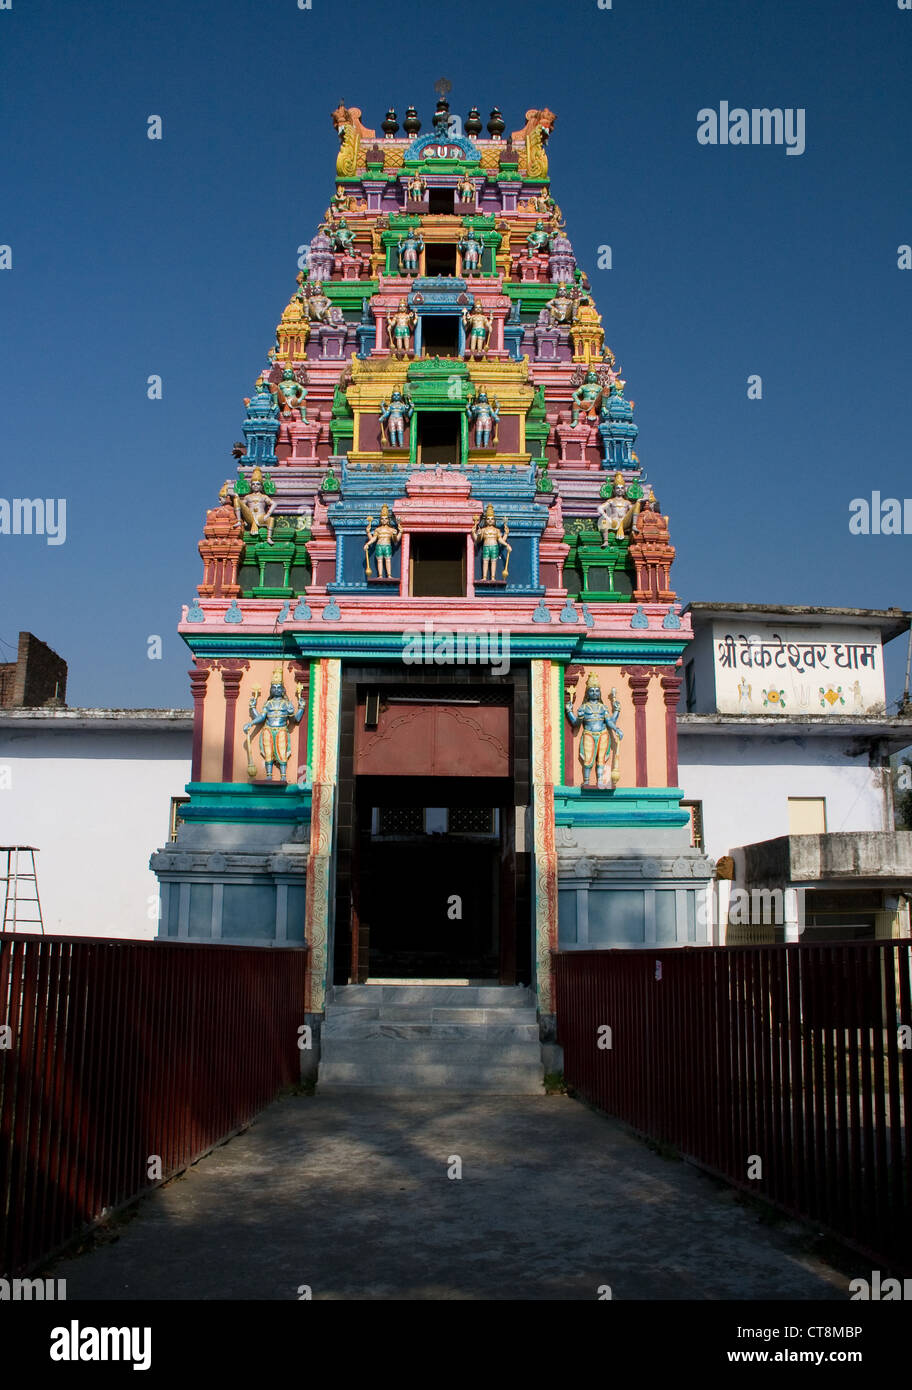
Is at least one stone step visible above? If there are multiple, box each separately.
[329,984,533,1008]
[321,1038,542,1066]
[323,1013,540,1041]
[323,1005,538,1030]
[317,1060,545,1094]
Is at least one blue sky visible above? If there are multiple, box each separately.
[1,0,910,706]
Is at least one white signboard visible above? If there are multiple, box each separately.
[712,623,886,715]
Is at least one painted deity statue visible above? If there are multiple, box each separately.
[275,367,307,421]
[457,229,485,274]
[571,369,603,424]
[473,503,511,581]
[397,229,424,276]
[597,474,636,545]
[388,298,417,359]
[545,282,578,327]
[406,172,427,202]
[364,503,402,579]
[379,389,413,447]
[457,173,476,203]
[526,219,550,254]
[243,669,306,783]
[565,675,623,789]
[234,466,277,544]
[331,217,356,254]
[304,280,337,325]
[466,388,499,448]
[462,304,492,359]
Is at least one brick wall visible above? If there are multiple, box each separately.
[0,632,68,707]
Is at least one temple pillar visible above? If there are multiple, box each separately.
[530,658,558,1025]
[188,664,210,782]
[304,657,342,1014]
[220,661,248,783]
[621,666,653,786]
[661,671,683,787]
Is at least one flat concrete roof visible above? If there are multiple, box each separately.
[0,708,192,732]
[682,603,912,643]
[678,712,912,749]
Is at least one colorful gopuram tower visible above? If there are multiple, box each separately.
[151,98,712,1047]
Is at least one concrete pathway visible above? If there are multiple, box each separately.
[54,1092,849,1300]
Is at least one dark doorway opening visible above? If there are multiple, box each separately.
[410,533,465,596]
[355,778,505,979]
[417,410,461,465]
[428,187,455,215]
[424,243,457,276]
[422,314,460,357]
[334,669,532,990]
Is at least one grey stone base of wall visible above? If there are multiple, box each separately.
[557,824,715,949]
[151,821,309,945]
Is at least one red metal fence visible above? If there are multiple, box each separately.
[0,935,308,1276]
[554,943,912,1270]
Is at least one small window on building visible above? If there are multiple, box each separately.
[685,660,695,712]
[788,797,827,835]
[169,796,190,842]
[448,808,496,835]
[417,411,461,466]
[422,314,460,357]
[681,800,704,850]
[410,534,466,597]
[428,188,455,215]
[376,807,425,836]
[424,242,457,275]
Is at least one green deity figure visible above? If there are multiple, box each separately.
[526,219,550,254]
[276,368,308,421]
[571,368,603,424]
[331,218,356,255]
[243,669,306,782]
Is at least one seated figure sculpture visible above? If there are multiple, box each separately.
[275,368,307,421]
[597,474,636,544]
[234,466,277,545]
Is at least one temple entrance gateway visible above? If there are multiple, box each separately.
[333,672,531,987]
[355,792,501,979]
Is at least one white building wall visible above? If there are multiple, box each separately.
[678,732,886,861]
[0,727,190,939]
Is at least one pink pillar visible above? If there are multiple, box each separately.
[661,673,683,787]
[220,661,247,783]
[399,532,410,596]
[188,665,210,783]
